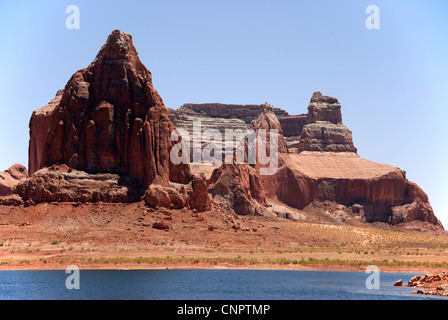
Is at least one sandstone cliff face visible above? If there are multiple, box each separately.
[260,154,317,209]
[0,164,28,196]
[28,90,62,175]
[171,103,289,125]
[277,115,307,149]
[208,164,268,216]
[170,102,291,164]
[262,152,442,228]
[298,92,357,153]
[169,93,357,154]
[277,115,307,138]
[29,30,191,187]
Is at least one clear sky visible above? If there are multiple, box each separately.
[0,0,447,226]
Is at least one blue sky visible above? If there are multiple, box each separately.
[0,0,447,226]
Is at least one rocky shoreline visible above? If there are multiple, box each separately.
[395,272,448,296]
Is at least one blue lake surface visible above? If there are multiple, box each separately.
[0,269,445,300]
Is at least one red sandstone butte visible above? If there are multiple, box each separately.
[28,30,191,188]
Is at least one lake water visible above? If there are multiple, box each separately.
[0,269,445,300]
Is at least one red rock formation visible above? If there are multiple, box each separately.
[21,30,442,230]
[260,154,317,209]
[261,152,442,228]
[16,164,140,203]
[0,164,28,196]
[298,92,357,153]
[189,174,212,212]
[166,91,442,229]
[172,103,289,124]
[208,164,268,216]
[389,182,439,225]
[4,164,28,181]
[145,185,181,209]
[406,272,448,296]
[250,102,289,154]
[198,98,441,228]
[144,174,211,212]
[306,92,342,124]
[206,104,289,216]
[29,30,191,187]
[0,194,24,206]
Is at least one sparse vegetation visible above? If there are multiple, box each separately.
[0,202,447,272]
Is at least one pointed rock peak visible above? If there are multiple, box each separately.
[29,29,191,187]
[261,102,274,113]
[253,102,281,128]
[252,102,289,154]
[106,29,133,46]
[100,29,135,55]
[255,102,278,124]
[89,30,146,73]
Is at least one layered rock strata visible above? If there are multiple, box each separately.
[172,92,441,228]
[298,92,357,153]
[170,103,288,125]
